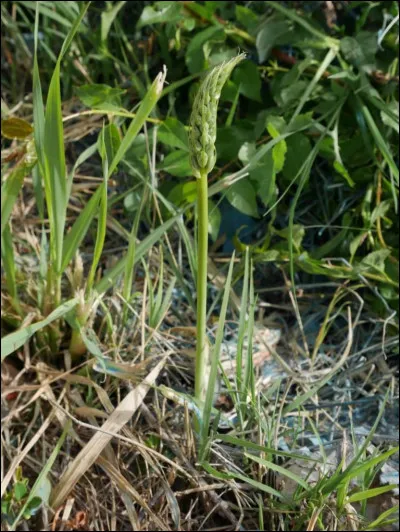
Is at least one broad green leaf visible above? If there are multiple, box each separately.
[276,224,305,251]
[186,26,225,74]
[267,122,287,172]
[349,232,368,259]
[238,142,256,165]
[101,1,126,43]
[233,60,262,102]
[359,249,391,273]
[158,150,192,177]
[14,482,28,501]
[371,200,392,225]
[280,80,309,107]
[1,299,78,360]
[380,100,399,133]
[340,37,366,67]
[76,84,125,108]
[250,151,275,207]
[124,190,142,213]
[1,117,33,139]
[282,134,312,181]
[216,122,257,162]
[158,118,189,151]
[235,5,258,33]
[256,18,292,63]
[40,3,89,274]
[168,181,197,206]
[226,180,259,218]
[87,129,109,293]
[136,2,181,28]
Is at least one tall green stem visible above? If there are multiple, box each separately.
[188,53,246,435]
[195,170,209,412]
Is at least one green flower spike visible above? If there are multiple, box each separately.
[189,53,246,178]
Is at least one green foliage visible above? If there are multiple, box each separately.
[1,2,398,530]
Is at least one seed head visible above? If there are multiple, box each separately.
[189,53,246,178]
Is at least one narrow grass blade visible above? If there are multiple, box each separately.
[289,47,337,125]
[236,247,250,395]
[283,372,336,415]
[269,1,339,47]
[1,164,26,235]
[101,1,126,44]
[32,2,45,182]
[359,97,399,184]
[43,60,67,271]
[202,461,284,500]
[200,252,236,457]
[1,298,78,360]
[347,484,398,504]
[216,434,324,462]
[61,187,101,272]
[363,505,400,531]
[86,129,108,293]
[107,68,166,177]
[95,214,177,293]
[122,185,148,321]
[245,452,309,491]
[1,224,19,307]
[10,421,72,531]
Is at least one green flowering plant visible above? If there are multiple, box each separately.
[188,53,245,432]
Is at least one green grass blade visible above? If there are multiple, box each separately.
[95,214,178,294]
[200,252,236,457]
[245,452,309,491]
[58,2,90,59]
[122,185,148,322]
[107,69,166,177]
[283,372,335,415]
[202,461,284,500]
[359,97,399,184]
[32,2,46,205]
[10,420,72,531]
[1,165,26,235]
[289,47,337,125]
[61,186,101,272]
[268,1,339,47]
[1,224,19,309]
[67,142,98,196]
[1,298,78,360]
[347,484,398,504]
[236,247,250,395]
[43,60,67,272]
[101,1,126,44]
[86,129,109,293]
[363,505,400,531]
